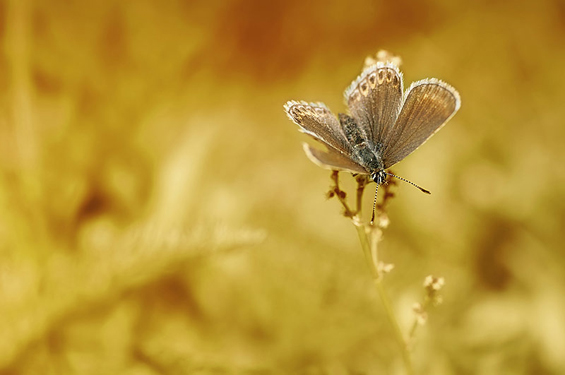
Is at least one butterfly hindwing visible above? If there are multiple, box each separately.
[303,143,367,174]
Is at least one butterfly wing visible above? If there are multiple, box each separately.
[344,62,404,146]
[303,143,367,173]
[382,79,461,168]
[284,101,367,174]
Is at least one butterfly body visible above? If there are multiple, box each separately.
[338,113,385,177]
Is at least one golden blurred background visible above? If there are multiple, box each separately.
[1,0,564,373]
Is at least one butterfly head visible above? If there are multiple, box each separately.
[371,169,388,185]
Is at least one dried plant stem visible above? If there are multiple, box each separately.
[355,175,368,215]
[355,225,414,375]
[331,172,413,375]
[409,275,444,346]
[330,171,355,218]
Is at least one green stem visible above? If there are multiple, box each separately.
[355,222,414,375]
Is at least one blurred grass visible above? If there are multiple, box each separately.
[0,0,564,374]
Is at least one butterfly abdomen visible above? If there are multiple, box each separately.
[339,113,383,172]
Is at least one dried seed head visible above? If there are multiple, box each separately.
[423,275,445,306]
[378,262,395,275]
[364,50,403,68]
[424,275,445,291]
[412,303,428,325]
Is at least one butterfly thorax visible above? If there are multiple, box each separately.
[339,113,385,175]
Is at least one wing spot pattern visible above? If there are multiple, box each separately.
[350,90,360,102]
[368,72,377,88]
[360,81,369,96]
[377,69,385,84]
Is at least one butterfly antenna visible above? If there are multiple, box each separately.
[386,172,431,194]
[371,183,379,223]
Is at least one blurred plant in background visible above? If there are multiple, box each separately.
[0,0,564,374]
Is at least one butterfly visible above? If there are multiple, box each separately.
[284,61,460,217]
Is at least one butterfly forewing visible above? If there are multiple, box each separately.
[344,62,404,146]
[382,79,460,168]
[284,101,351,155]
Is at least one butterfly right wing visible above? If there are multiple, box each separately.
[382,79,460,168]
[284,100,367,174]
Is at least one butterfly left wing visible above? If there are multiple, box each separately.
[382,79,460,168]
[303,143,367,173]
[285,101,366,173]
[344,62,404,146]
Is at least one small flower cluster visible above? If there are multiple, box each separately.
[423,275,445,306]
[364,50,403,69]
[412,275,445,327]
